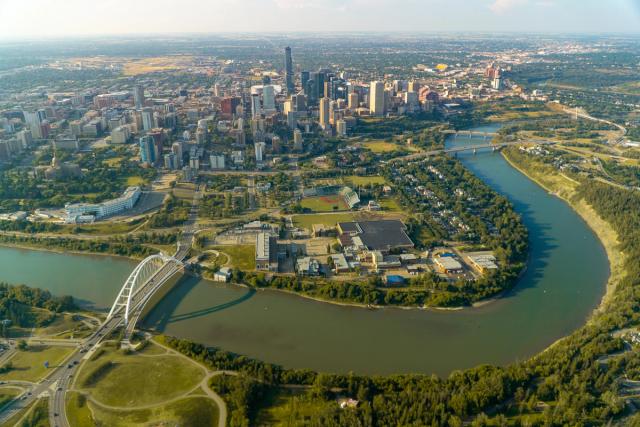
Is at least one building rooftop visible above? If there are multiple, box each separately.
[338,220,414,252]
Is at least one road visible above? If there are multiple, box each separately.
[387,139,556,164]
[0,186,206,427]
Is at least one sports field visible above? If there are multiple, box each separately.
[299,195,349,212]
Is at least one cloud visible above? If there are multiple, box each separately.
[489,0,528,13]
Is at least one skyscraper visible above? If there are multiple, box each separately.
[255,141,266,163]
[23,111,43,139]
[284,47,294,94]
[348,92,359,110]
[263,85,276,111]
[369,81,385,116]
[319,97,331,130]
[139,136,156,165]
[134,85,145,108]
[141,108,154,131]
[251,94,261,119]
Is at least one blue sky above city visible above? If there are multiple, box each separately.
[0,0,639,38]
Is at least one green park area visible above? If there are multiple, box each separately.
[299,195,349,212]
[255,388,336,425]
[362,139,400,153]
[211,244,255,270]
[69,394,219,427]
[0,345,74,383]
[75,344,204,407]
[67,342,219,426]
[343,175,387,186]
[292,212,359,231]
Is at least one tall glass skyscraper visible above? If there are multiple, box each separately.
[284,47,294,94]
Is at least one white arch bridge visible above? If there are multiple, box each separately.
[106,253,183,328]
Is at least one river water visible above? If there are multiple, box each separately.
[0,124,609,376]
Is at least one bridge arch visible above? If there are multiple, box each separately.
[106,253,176,326]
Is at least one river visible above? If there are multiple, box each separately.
[0,124,609,376]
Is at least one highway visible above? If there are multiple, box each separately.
[0,186,204,427]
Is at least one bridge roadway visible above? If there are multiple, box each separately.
[32,185,201,427]
[387,139,555,164]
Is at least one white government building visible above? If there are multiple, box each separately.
[65,186,141,223]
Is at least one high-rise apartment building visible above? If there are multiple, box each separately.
[133,85,145,108]
[369,81,385,116]
[319,97,331,130]
[139,136,156,165]
[284,47,294,94]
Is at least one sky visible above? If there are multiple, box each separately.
[0,0,639,39]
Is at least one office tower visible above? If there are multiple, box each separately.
[287,111,297,129]
[23,111,43,139]
[164,153,176,170]
[408,81,421,93]
[336,120,347,136]
[171,142,184,168]
[141,108,154,131]
[292,93,306,112]
[284,47,294,94]
[329,100,337,124]
[134,85,145,108]
[17,130,33,148]
[255,141,266,163]
[139,136,156,165]
[369,81,385,116]
[251,94,261,118]
[271,136,281,153]
[319,97,330,130]
[301,71,310,93]
[210,154,225,170]
[293,129,303,151]
[221,97,240,118]
[348,92,359,110]
[213,83,221,97]
[263,85,276,111]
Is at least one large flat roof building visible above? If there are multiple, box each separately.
[256,232,278,271]
[337,220,414,253]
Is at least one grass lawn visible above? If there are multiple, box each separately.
[88,396,219,427]
[0,345,74,382]
[173,183,196,200]
[126,175,146,186]
[292,212,359,230]
[379,197,402,212]
[77,349,204,407]
[255,388,335,426]
[63,219,144,235]
[66,392,95,427]
[344,175,387,186]
[0,386,20,407]
[211,245,255,270]
[363,140,401,153]
[299,195,349,212]
[32,312,89,337]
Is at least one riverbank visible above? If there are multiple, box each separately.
[501,149,622,316]
[0,241,146,262]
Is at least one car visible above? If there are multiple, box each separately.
[67,364,72,368]
[54,413,59,417]
[73,360,79,365]
[57,387,62,391]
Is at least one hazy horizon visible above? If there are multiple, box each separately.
[0,0,639,40]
